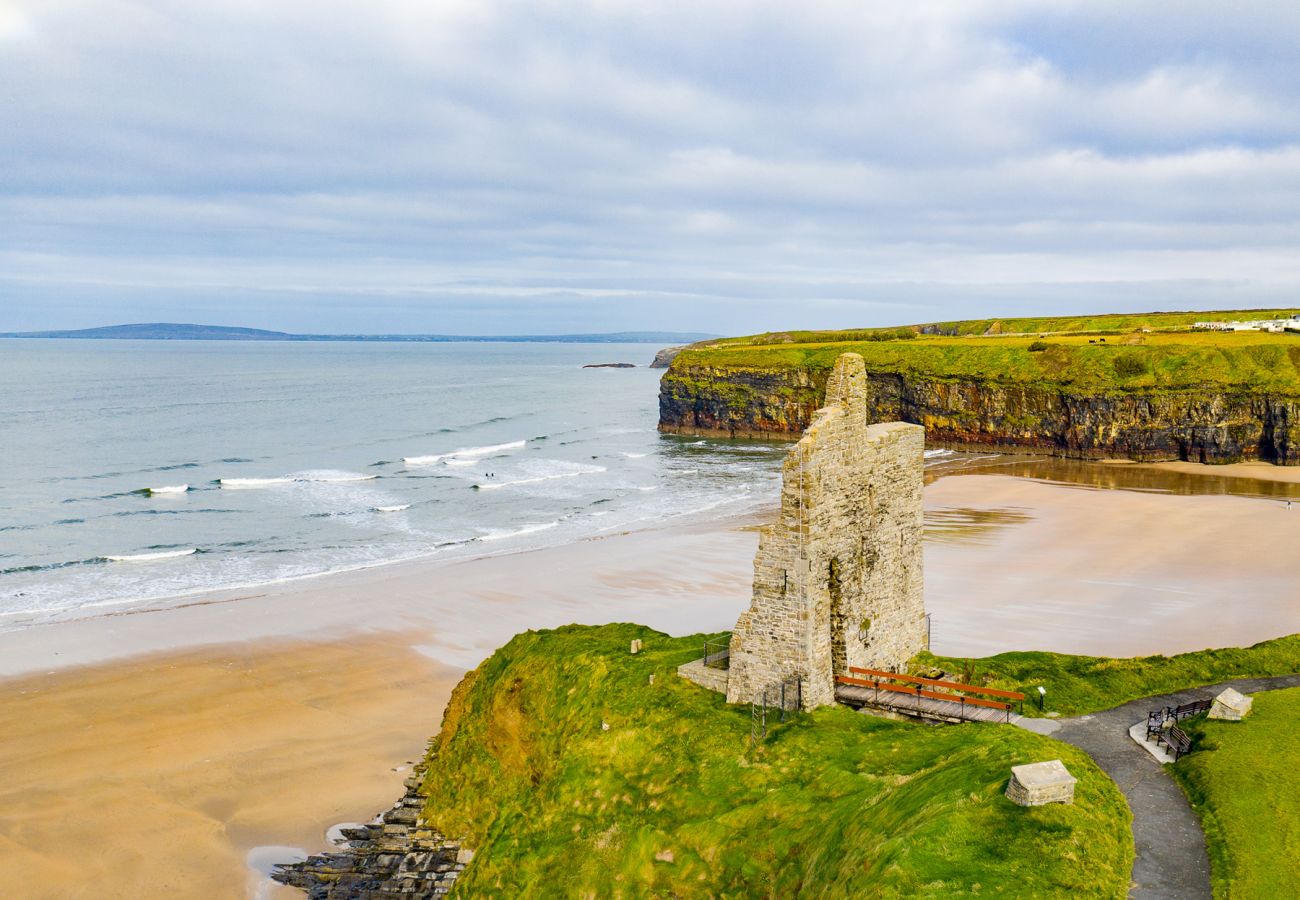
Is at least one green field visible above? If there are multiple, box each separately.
[676,309,1300,397]
[920,634,1300,719]
[422,623,1132,898]
[1171,688,1300,899]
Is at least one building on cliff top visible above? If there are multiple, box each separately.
[680,352,927,711]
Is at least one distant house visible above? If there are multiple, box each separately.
[1193,314,1300,333]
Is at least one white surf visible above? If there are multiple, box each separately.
[103,548,198,562]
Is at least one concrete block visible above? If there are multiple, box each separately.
[1006,759,1077,806]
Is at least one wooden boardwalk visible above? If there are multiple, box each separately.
[835,683,1015,723]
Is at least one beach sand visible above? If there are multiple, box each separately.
[0,635,461,900]
[1,463,1298,897]
[925,472,1300,656]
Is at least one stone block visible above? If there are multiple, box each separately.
[630,639,643,654]
[1208,687,1252,721]
[1006,760,1076,807]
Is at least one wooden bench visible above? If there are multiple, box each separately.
[1155,724,1193,761]
[1167,699,1211,721]
[1146,709,1166,741]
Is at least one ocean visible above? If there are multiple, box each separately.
[0,339,791,630]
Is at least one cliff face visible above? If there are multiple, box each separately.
[659,363,1300,465]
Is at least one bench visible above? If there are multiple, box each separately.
[1167,699,1211,721]
[1155,724,1193,761]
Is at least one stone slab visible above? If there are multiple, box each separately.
[1006,759,1076,806]
[1208,687,1252,721]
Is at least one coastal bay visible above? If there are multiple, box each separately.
[2,460,1297,896]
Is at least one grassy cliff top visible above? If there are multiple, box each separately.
[674,309,1300,395]
[921,633,1300,719]
[421,623,1131,897]
[1171,687,1300,899]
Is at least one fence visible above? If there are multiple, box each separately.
[703,636,731,670]
[750,675,803,747]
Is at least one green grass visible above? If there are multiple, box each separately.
[919,635,1300,719]
[702,309,1299,345]
[1171,688,1300,899]
[674,330,1300,397]
[422,623,1132,898]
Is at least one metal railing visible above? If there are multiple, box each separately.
[751,675,803,748]
[703,636,731,670]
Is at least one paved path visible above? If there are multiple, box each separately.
[1017,674,1300,899]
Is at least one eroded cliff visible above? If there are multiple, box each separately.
[659,333,1300,464]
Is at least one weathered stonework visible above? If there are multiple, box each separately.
[724,353,926,710]
[1209,687,1253,721]
[1006,760,1077,807]
[677,658,730,694]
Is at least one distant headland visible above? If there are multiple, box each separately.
[0,322,719,344]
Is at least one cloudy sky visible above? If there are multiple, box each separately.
[3,1,1299,335]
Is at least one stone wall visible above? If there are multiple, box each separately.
[724,353,926,710]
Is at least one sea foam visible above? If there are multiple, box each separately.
[147,484,190,494]
[403,440,526,465]
[102,548,198,563]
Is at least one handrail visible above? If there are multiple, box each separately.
[848,666,1025,701]
[835,676,1013,711]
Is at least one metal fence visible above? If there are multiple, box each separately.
[703,636,731,670]
[750,675,803,748]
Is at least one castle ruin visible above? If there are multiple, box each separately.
[706,352,927,710]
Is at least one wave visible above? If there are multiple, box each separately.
[474,463,605,492]
[620,452,649,459]
[403,440,526,465]
[374,504,411,513]
[147,484,190,494]
[1,557,101,575]
[220,477,293,488]
[102,548,198,563]
[478,521,559,542]
[297,471,379,483]
[442,458,478,468]
[219,472,376,488]
[923,449,955,459]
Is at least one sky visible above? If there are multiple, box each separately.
[3,1,1300,335]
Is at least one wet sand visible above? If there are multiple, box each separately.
[2,461,1298,897]
[925,472,1300,656]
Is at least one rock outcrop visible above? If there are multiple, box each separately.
[272,767,467,898]
[659,363,1300,464]
[725,353,927,710]
[649,345,686,368]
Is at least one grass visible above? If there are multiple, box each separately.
[1171,688,1300,899]
[702,309,1299,345]
[674,329,1300,397]
[422,623,1132,898]
[918,634,1300,719]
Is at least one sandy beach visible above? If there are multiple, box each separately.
[2,461,1298,897]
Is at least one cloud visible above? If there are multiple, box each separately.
[2,0,1300,333]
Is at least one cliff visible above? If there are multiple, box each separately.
[659,324,1300,464]
[375,624,1129,896]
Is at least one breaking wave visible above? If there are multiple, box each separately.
[219,477,293,488]
[102,548,198,563]
[478,521,559,542]
[403,440,526,465]
[146,484,190,495]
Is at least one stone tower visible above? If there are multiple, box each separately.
[725,353,926,710]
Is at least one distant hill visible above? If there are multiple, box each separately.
[0,323,719,344]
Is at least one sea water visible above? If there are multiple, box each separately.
[0,339,794,629]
